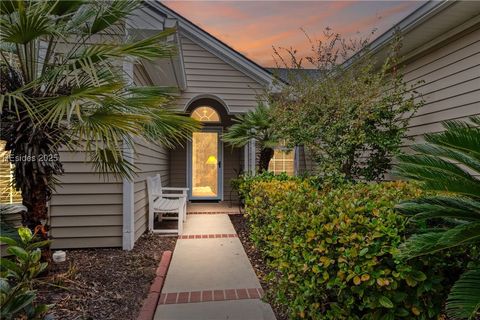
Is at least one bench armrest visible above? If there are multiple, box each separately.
[152,194,187,202]
[160,194,187,199]
[162,187,189,192]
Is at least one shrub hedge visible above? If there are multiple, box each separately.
[244,180,467,319]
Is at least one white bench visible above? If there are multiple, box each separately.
[146,174,188,234]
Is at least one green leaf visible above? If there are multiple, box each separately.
[0,258,21,274]
[379,296,394,309]
[3,291,35,315]
[410,271,427,282]
[18,227,33,243]
[0,236,17,246]
[446,267,480,319]
[27,240,51,250]
[6,246,28,261]
[395,308,410,317]
[359,247,368,256]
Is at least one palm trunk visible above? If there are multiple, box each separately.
[258,147,274,172]
[21,182,49,233]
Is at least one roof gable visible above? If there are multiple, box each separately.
[143,2,278,87]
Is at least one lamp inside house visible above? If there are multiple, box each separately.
[205,155,217,165]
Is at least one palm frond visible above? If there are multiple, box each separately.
[142,109,200,148]
[425,117,480,162]
[397,196,480,222]
[86,0,140,35]
[446,267,480,319]
[412,143,480,175]
[90,147,137,179]
[395,154,480,198]
[223,103,278,148]
[400,222,480,259]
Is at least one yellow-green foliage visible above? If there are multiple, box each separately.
[245,180,465,319]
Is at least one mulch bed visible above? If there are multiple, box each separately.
[229,214,288,320]
[35,233,176,320]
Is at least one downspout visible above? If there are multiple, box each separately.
[122,139,135,250]
[122,60,135,251]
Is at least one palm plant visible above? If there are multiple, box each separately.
[395,116,480,319]
[0,1,198,233]
[223,103,279,172]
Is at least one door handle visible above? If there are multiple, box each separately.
[218,160,222,168]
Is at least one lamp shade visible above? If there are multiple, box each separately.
[205,155,217,165]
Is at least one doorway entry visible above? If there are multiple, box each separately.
[187,127,223,201]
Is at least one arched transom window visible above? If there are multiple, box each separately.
[191,106,220,122]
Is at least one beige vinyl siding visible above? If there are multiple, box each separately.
[176,35,264,113]
[403,27,480,142]
[133,138,170,241]
[131,64,171,241]
[49,151,123,249]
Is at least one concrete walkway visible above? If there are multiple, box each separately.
[154,214,276,320]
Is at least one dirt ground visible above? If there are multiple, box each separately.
[35,233,176,320]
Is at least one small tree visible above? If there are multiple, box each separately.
[269,29,422,181]
[0,1,199,233]
[223,103,278,172]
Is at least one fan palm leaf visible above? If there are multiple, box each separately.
[223,103,280,171]
[0,0,199,229]
[395,116,480,319]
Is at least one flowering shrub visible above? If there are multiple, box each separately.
[244,180,468,319]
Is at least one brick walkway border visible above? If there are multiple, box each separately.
[137,250,173,320]
[178,233,238,239]
[159,287,264,305]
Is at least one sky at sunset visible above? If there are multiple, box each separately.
[163,1,426,67]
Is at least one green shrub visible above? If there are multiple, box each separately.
[0,227,51,319]
[245,180,468,319]
[231,171,296,200]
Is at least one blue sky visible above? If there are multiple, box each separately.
[164,1,426,66]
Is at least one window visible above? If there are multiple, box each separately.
[268,148,295,176]
[0,141,22,204]
[191,106,220,122]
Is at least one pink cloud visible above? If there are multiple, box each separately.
[162,1,422,66]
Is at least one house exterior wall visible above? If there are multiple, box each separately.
[133,138,170,241]
[49,152,123,249]
[131,65,171,241]
[301,25,480,175]
[402,26,480,144]
[175,35,265,114]
[167,33,264,201]
[49,64,171,249]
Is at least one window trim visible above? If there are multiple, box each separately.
[268,146,296,176]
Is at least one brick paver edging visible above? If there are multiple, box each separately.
[159,287,264,305]
[178,233,238,239]
[188,211,241,215]
[137,250,173,320]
